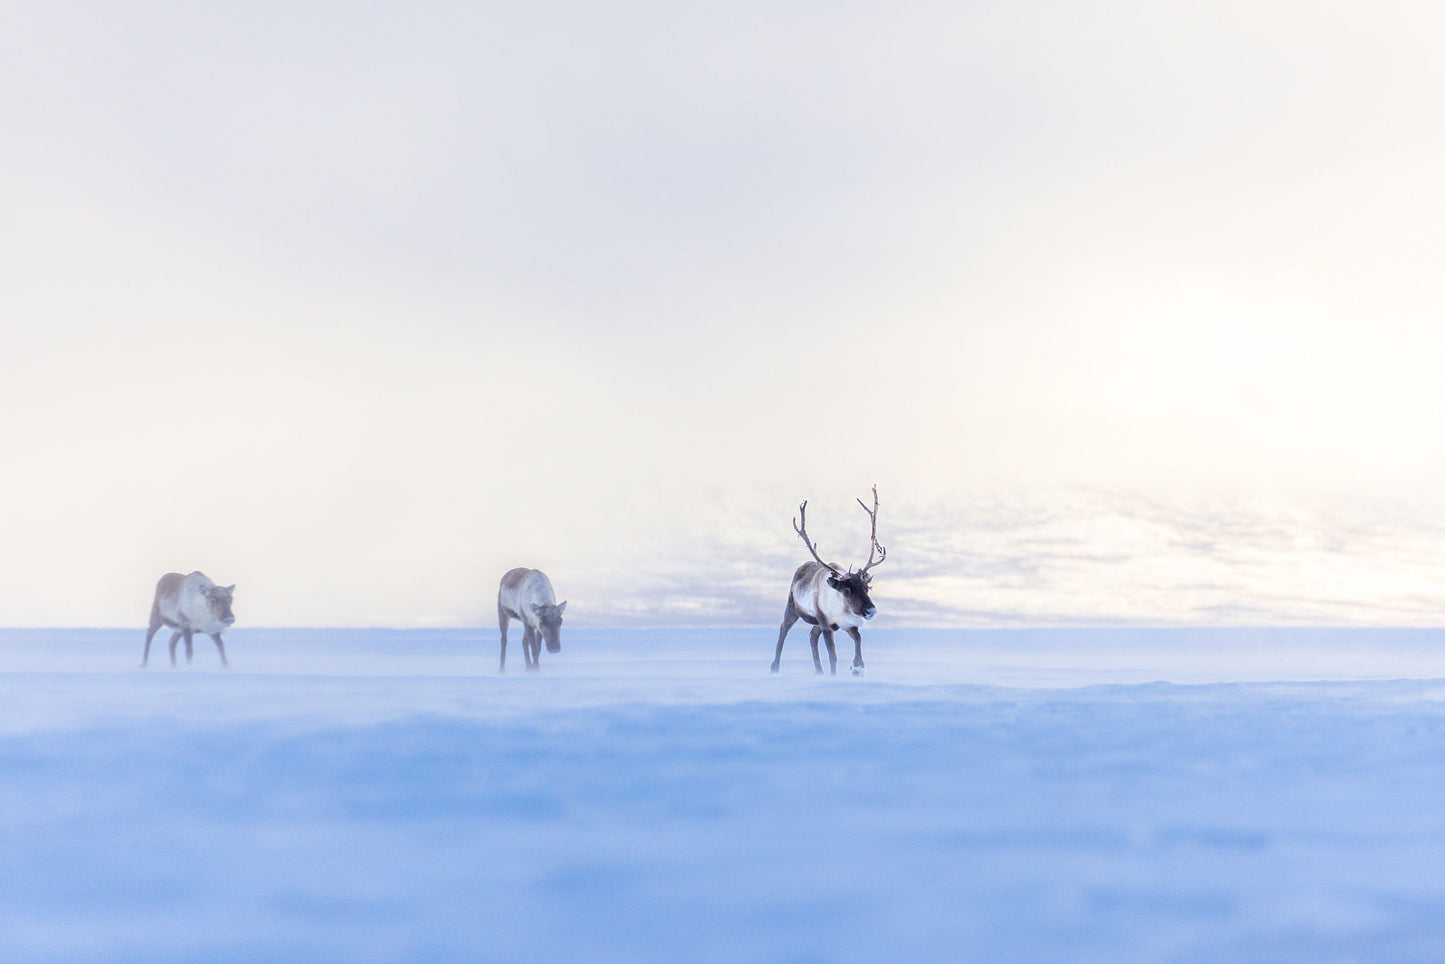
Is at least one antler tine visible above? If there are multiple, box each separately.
[793,500,843,576]
[858,484,887,572]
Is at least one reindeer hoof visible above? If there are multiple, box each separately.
[851,666,864,677]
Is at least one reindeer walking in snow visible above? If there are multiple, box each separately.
[771,486,886,677]
[497,568,567,672]
[142,571,236,668]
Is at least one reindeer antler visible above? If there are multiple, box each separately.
[858,484,886,573]
[793,501,844,576]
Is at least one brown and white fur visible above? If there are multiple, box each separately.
[143,571,235,668]
[497,568,567,672]
[771,488,885,677]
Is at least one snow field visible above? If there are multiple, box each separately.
[3,627,1445,962]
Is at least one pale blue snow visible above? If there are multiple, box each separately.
[4,627,1445,962]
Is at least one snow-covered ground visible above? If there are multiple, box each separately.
[5,626,1445,962]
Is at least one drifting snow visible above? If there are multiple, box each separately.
[4,627,1445,962]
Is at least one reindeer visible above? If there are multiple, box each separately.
[497,568,567,672]
[771,486,886,677]
[143,571,235,668]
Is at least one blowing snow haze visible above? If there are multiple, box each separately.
[4,2,1445,626]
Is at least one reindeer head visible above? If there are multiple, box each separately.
[794,486,886,621]
[531,600,567,653]
[200,583,236,628]
[826,570,877,620]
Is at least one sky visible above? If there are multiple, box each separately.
[4,1,1445,627]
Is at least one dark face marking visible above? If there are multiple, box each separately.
[532,603,564,653]
[826,572,876,620]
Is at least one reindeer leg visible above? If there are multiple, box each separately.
[183,631,195,666]
[808,625,824,674]
[822,628,838,676]
[167,631,182,667]
[523,626,539,672]
[142,622,161,668]
[210,633,229,669]
[846,626,864,677]
[498,605,509,673]
[771,596,800,674]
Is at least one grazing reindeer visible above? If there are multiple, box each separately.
[143,571,235,668]
[771,487,886,677]
[497,568,567,672]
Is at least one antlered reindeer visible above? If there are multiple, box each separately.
[771,486,886,677]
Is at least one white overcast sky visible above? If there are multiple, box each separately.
[4,1,1445,626]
